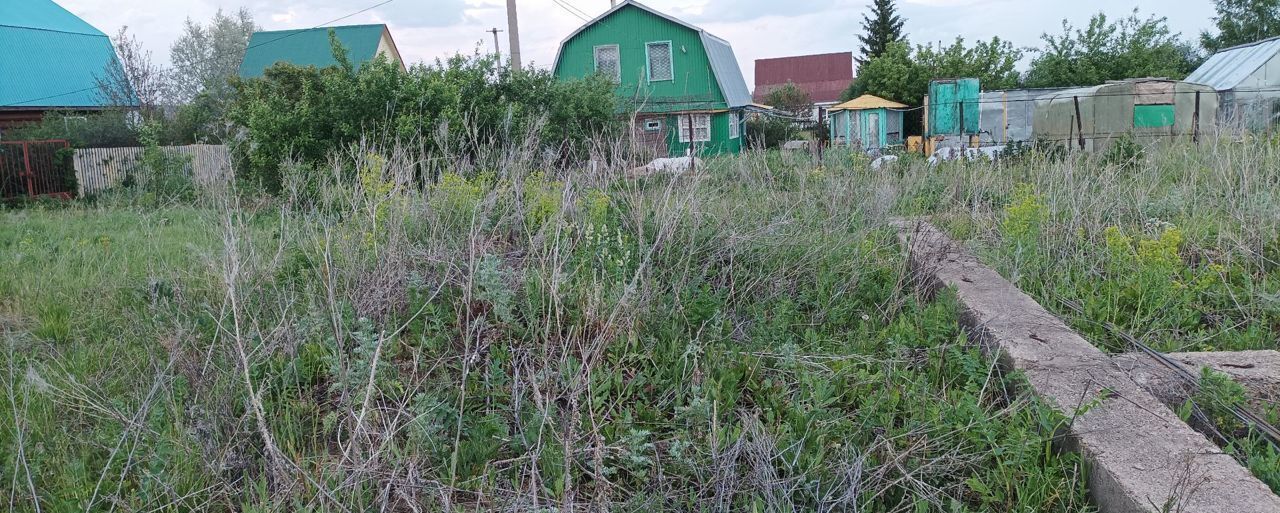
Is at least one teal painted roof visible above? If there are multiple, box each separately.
[0,0,129,109]
[238,24,389,78]
[0,0,104,36]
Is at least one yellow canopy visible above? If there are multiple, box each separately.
[829,94,908,111]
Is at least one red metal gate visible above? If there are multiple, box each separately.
[0,140,73,200]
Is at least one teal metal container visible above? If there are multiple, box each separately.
[928,78,979,136]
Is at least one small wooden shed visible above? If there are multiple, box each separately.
[828,94,907,150]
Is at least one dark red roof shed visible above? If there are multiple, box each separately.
[754,52,854,104]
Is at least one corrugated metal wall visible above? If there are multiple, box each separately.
[1032,81,1218,152]
[979,88,1071,144]
[928,79,979,136]
[553,5,724,113]
[74,144,230,195]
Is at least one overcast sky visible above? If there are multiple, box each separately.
[58,0,1218,86]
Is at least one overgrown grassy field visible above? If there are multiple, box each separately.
[930,139,1280,356]
[0,149,1097,511]
[920,137,1280,490]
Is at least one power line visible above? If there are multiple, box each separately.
[560,0,594,19]
[551,0,591,21]
[1,0,398,108]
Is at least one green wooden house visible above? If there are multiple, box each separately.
[553,1,752,157]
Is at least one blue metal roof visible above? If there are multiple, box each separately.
[700,33,751,108]
[238,24,393,79]
[1186,37,1280,91]
[0,0,127,109]
[0,0,105,36]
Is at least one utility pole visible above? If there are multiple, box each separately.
[487,27,504,59]
[506,0,522,71]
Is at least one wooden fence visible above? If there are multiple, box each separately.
[73,144,231,195]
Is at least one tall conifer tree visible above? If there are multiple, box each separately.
[858,0,906,65]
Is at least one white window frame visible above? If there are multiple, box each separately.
[644,119,662,131]
[645,41,674,82]
[677,114,712,143]
[593,44,620,82]
[728,111,740,139]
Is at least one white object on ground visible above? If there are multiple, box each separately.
[870,155,899,170]
[636,156,703,174]
[927,145,1006,166]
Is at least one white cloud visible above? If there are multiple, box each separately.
[57,0,1218,88]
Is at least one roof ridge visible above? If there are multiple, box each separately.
[1216,35,1280,53]
[757,51,853,61]
[253,23,387,34]
[0,24,109,37]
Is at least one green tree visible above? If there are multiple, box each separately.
[96,26,165,117]
[1202,0,1280,52]
[917,36,1022,90]
[844,37,1021,106]
[762,81,814,118]
[857,0,906,65]
[1025,9,1201,88]
[168,8,257,104]
[843,42,922,105]
[164,8,257,144]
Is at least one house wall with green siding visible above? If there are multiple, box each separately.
[555,5,725,111]
[663,111,742,156]
[554,4,743,155]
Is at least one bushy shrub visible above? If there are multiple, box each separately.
[2,105,223,149]
[746,116,798,149]
[998,138,1066,165]
[162,92,230,145]
[121,123,195,204]
[1102,132,1145,169]
[2,111,140,148]
[228,35,621,193]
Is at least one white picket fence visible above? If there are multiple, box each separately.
[73,144,231,195]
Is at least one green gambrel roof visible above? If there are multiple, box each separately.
[0,0,130,109]
[238,24,392,79]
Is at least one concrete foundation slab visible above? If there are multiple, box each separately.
[1115,350,1280,410]
[895,219,1280,513]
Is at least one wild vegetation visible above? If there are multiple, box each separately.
[923,133,1280,491]
[7,1,1280,509]
[0,136,1103,511]
[227,48,620,194]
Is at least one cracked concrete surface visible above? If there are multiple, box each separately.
[894,219,1280,513]
[1115,350,1280,412]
